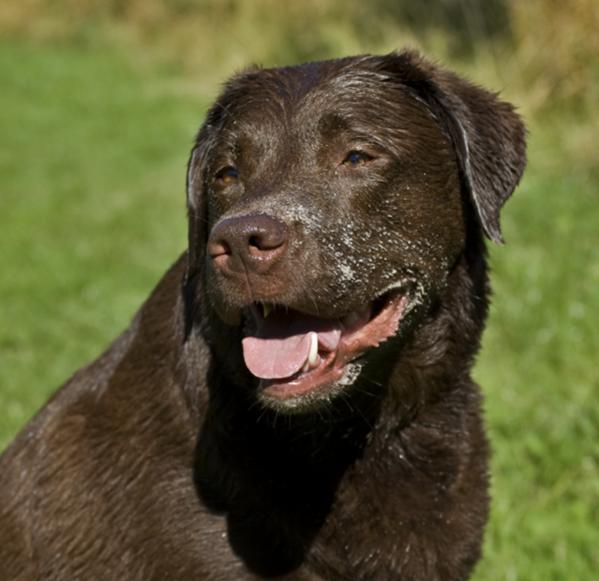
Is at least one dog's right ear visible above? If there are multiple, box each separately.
[185,137,208,285]
[186,94,228,283]
[184,120,220,336]
[185,94,234,286]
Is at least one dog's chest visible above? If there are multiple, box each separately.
[303,463,418,579]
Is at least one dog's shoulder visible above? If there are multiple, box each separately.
[0,252,213,577]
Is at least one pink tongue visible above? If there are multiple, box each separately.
[242,311,342,380]
[242,333,312,379]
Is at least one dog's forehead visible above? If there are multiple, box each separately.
[214,58,422,136]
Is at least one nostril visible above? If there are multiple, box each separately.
[207,239,231,259]
[246,221,287,253]
[246,229,287,257]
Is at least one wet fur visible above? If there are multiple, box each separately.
[0,51,526,580]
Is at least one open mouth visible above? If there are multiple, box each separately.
[241,290,411,403]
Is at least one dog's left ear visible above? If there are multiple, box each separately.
[382,50,527,243]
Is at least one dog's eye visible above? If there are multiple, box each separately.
[214,166,239,184]
[342,150,374,167]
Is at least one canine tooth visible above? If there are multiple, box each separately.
[308,332,319,367]
[262,304,272,318]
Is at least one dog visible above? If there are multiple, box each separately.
[0,50,526,580]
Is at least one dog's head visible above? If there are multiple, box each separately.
[186,51,526,412]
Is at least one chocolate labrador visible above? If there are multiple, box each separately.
[0,50,526,580]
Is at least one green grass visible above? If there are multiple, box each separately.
[0,40,204,432]
[476,154,599,578]
[0,40,597,580]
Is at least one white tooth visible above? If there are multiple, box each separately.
[308,332,319,367]
[262,304,272,318]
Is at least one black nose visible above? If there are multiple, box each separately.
[207,214,289,275]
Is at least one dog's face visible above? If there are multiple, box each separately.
[186,52,526,412]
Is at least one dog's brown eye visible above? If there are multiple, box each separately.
[342,150,374,167]
[215,166,239,184]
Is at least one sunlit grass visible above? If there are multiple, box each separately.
[475,153,599,579]
[0,41,202,432]
[0,39,596,580]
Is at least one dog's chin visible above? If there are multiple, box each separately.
[238,290,413,415]
[256,361,365,414]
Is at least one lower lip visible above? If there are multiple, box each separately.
[260,353,344,400]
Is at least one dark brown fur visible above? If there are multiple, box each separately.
[0,51,526,580]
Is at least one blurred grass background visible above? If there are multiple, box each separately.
[0,1,597,579]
